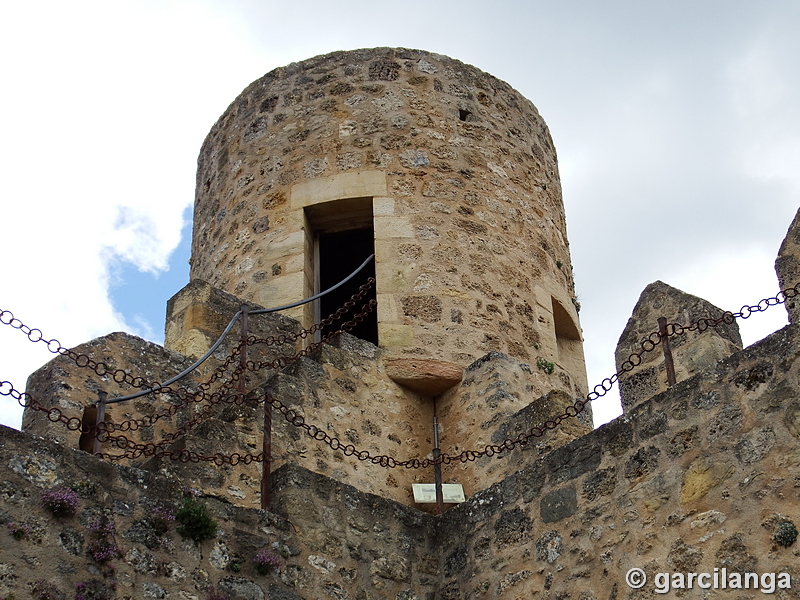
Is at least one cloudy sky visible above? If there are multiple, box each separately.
[1,1,798,430]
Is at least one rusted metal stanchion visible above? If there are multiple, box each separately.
[432,402,444,515]
[239,305,249,398]
[262,389,274,510]
[658,317,677,387]
[93,391,107,456]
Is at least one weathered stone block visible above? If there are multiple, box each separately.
[776,208,800,323]
[616,281,742,412]
[540,486,577,523]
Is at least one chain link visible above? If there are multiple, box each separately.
[3,281,798,467]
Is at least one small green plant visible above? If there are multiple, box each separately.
[571,296,581,313]
[7,522,31,541]
[176,497,218,543]
[536,357,555,375]
[40,487,79,519]
[253,548,282,575]
[556,260,563,269]
[31,579,65,600]
[774,521,798,547]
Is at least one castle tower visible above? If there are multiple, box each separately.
[186,47,587,399]
[23,48,590,509]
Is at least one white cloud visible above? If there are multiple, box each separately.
[0,1,274,427]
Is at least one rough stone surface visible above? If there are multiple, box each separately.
[383,357,463,395]
[615,280,743,412]
[776,208,800,323]
[435,323,800,596]
[164,278,301,363]
[22,332,197,449]
[438,351,592,497]
[11,325,800,599]
[0,425,440,599]
[23,286,587,508]
[13,316,795,597]
[191,47,587,396]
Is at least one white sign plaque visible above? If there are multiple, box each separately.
[412,483,466,503]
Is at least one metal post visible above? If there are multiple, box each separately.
[658,317,677,387]
[239,305,249,398]
[93,391,107,456]
[432,405,444,515]
[262,389,273,510]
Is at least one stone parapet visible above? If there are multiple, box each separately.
[22,332,197,452]
[437,323,800,596]
[615,280,742,412]
[4,316,799,599]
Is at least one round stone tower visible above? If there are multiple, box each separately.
[191,47,586,397]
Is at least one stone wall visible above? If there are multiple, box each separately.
[22,332,198,450]
[436,323,800,598]
[4,322,799,599]
[145,333,435,509]
[0,424,440,600]
[190,47,586,398]
[438,350,591,500]
[23,274,589,510]
[164,279,301,364]
[5,316,800,599]
[777,209,800,325]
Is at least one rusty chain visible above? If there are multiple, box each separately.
[255,282,800,468]
[0,278,376,439]
[2,281,799,467]
[0,309,166,391]
[109,280,378,445]
[92,298,378,463]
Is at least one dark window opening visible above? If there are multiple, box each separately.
[458,109,472,121]
[318,227,378,345]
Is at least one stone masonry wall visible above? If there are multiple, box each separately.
[777,208,800,325]
[438,350,592,500]
[190,47,585,391]
[144,334,436,509]
[5,320,800,599]
[22,273,588,510]
[22,332,197,450]
[436,323,800,598]
[0,424,440,600]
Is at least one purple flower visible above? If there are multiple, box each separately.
[40,487,79,519]
[86,516,121,567]
[7,521,32,540]
[253,548,281,575]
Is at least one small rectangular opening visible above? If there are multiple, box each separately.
[78,405,98,453]
[305,198,378,346]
